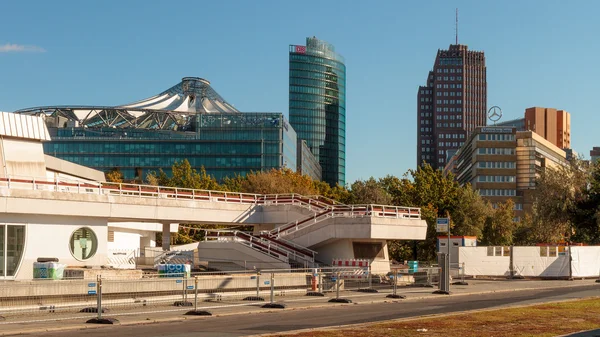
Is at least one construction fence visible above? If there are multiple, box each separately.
[0,266,441,324]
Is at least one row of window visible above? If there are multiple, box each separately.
[436,79,463,86]
[290,85,341,98]
[439,133,465,139]
[437,141,464,147]
[46,140,282,155]
[478,134,515,141]
[438,107,463,113]
[420,104,431,110]
[289,54,345,71]
[436,122,463,128]
[437,93,463,101]
[420,97,432,102]
[478,189,517,196]
[290,70,343,83]
[477,161,516,169]
[420,112,433,118]
[436,68,463,73]
[477,148,515,155]
[289,62,345,79]
[289,77,343,91]
[477,175,516,183]
[290,93,346,106]
[436,91,463,96]
[437,114,463,120]
[419,89,433,95]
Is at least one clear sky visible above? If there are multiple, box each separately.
[1,0,598,184]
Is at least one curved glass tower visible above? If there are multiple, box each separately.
[289,37,346,186]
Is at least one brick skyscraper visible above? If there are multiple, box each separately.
[417,44,487,169]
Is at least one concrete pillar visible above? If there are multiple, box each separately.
[162,223,171,251]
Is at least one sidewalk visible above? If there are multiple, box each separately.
[0,278,597,336]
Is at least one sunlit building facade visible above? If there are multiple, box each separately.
[289,37,346,186]
[14,77,321,181]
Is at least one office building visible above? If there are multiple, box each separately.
[496,117,525,130]
[524,107,571,149]
[591,147,600,163]
[450,126,567,219]
[417,44,487,169]
[14,77,321,181]
[289,37,346,186]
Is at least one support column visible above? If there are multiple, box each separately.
[162,223,172,251]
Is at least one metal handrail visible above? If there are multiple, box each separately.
[204,229,315,263]
[0,175,422,219]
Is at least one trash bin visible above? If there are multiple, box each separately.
[408,261,418,274]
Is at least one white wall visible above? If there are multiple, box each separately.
[513,246,569,277]
[571,246,600,277]
[1,137,46,178]
[459,246,511,277]
[108,231,141,251]
[197,241,290,270]
[0,214,108,280]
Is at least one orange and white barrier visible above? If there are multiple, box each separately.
[332,259,370,279]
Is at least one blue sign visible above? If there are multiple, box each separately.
[264,281,270,285]
[88,283,96,287]
[187,285,194,290]
[88,290,97,295]
[176,280,183,284]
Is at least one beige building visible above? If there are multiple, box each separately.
[448,126,567,219]
[524,107,571,149]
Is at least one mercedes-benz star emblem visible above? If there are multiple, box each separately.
[488,106,503,123]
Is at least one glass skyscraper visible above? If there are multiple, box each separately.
[289,37,346,186]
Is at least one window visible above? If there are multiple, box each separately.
[70,227,98,261]
[0,225,26,278]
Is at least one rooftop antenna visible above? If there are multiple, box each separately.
[455,8,459,45]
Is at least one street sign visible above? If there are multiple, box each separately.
[436,218,449,232]
[88,290,97,295]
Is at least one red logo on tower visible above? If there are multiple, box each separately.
[295,45,306,53]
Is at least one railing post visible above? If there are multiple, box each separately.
[256,270,261,298]
[78,182,81,194]
[97,275,102,320]
[32,177,36,190]
[269,272,274,304]
[194,276,198,312]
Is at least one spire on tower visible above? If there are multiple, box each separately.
[455,8,459,45]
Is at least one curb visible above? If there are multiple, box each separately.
[0,282,597,336]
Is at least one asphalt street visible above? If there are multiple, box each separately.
[15,284,600,337]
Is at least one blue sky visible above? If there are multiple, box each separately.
[1,0,598,184]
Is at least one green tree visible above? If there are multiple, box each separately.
[348,177,392,205]
[482,199,516,246]
[572,161,600,243]
[146,160,219,190]
[450,184,491,239]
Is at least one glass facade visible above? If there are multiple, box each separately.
[44,113,303,181]
[297,139,322,181]
[289,37,346,186]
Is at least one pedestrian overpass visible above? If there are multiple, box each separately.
[0,111,427,279]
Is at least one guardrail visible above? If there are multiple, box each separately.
[0,266,441,325]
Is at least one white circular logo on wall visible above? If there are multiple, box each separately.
[488,106,503,123]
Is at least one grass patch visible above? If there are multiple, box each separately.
[268,298,600,337]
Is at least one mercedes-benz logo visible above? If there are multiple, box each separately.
[488,106,503,123]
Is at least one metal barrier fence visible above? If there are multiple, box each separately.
[0,266,442,324]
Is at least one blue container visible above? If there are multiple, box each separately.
[408,261,418,274]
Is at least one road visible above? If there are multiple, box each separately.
[16,284,600,337]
